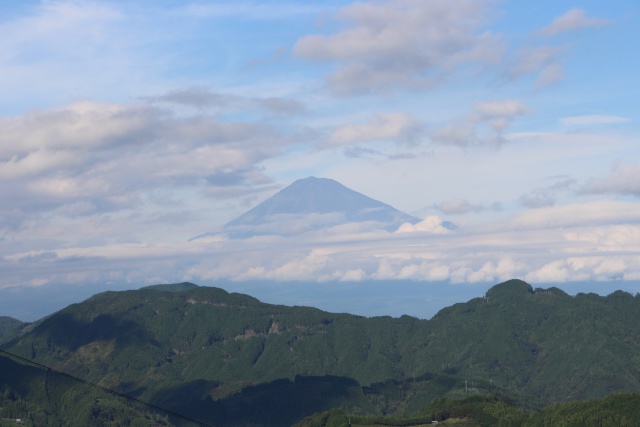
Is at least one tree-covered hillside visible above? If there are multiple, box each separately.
[2,279,640,425]
[296,393,640,427]
[0,353,175,426]
[0,317,23,345]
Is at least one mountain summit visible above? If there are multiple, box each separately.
[220,177,420,238]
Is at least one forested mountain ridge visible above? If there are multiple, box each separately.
[0,316,24,345]
[0,353,176,426]
[297,393,640,427]
[2,279,640,425]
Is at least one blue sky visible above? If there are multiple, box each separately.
[1,0,640,319]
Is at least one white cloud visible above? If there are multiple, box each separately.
[434,99,529,146]
[467,258,530,283]
[143,87,307,115]
[525,255,640,283]
[540,8,609,37]
[0,101,293,237]
[0,102,158,158]
[525,260,572,283]
[182,3,325,20]
[338,268,366,281]
[432,121,479,147]
[328,112,422,146]
[396,216,449,234]
[506,45,565,87]
[560,115,631,127]
[519,176,576,209]
[0,149,82,180]
[6,198,640,289]
[475,100,529,131]
[519,192,555,209]
[564,225,640,251]
[475,100,528,119]
[501,10,605,88]
[434,198,500,215]
[505,200,640,230]
[435,199,480,215]
[582,162,640,197]
[0,101,286,179]
[294,0,503,95]
[535,63,565,87]
[291,5,604,95]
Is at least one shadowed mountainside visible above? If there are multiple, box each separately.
[0,353,176,426]
[0,316,24,345]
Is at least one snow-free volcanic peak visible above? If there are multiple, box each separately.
[209,177,421,238]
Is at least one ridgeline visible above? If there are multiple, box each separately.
[2,279,640,425]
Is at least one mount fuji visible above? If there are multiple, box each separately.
[193,177,452,239]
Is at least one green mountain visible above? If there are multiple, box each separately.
[140,282,200,292]
[2,279,640,425]
[0,353,176,426]
[0,316,24,345]
[297,392,640,427]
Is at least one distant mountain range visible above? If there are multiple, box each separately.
[193,176,452,239]
[3,279,640,426]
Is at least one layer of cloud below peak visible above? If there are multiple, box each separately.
[5,199,640,289]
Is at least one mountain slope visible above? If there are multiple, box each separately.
[3,280,640,425]
[297,393,640,427]
[0,316,24,345]
[0,353,175,426]
[219,176,420,237]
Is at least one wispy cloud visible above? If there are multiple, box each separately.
[539,8,610,37]
[434,199,501,215]
[294,0,503,95]
[327,112,423,146]
[581,162,640,197]
[519,176,577,209]
[142,86,307,115]
[560,115,631,127]
[433,99,529,147]
[0,100,292,235]
[181,3,327,20]
[505,45,565,87]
